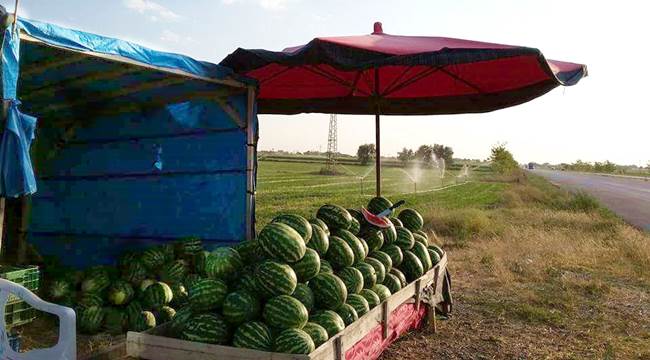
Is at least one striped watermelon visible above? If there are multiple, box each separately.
[359,289,381,309]
[255,260,297,297]
[48,279,72,301]
[382,244,403,267]
[138,278,156,294]
[235,272,259,295]
[181,313,230,345]
[206,247,243,280]
[348,217,361,236]
[141,247,167,270]
[121,260,147,285]
[309,218,330,236]
[184,274,202,291]
[359,237,369,257]
[382,223,397,245]
[258,223,306,263]
[389,268,408,288]
[346,208,365,225]
[233,321,273,351]
[364,258,386,284]
[414,230,428,241]
[79,306,105,334]
[395,227,415,250]
[107,280,134,306]
[354,262,377,289]
[156,305,176,323]
[291,248,321,282]
[81,267,111,293]
[367,196,392,215]
[307,223,330,256]
[143,282,173,309]
[170,283,188,307]
[274,328,315,355]
[292,283,315,312]
[336,303,358,326]
[78,293,104,309]
[104,307,127,335]
[398,208,424,232]
[372,284,391,303]
[368,251,393,273]
[325,236,354,269]
[316,204,352,231]
[176,237,203,257]
[159,260,189,284]
[337,267,364,294]
[360,229,384,252]
[334,229,366,264]
[168,305,193,335]
[413,233,428,247]
[309,310,345,338]
[412,241,432,272]
[161,243,176,262]
[302,322,328,348]
[263,295,309,329]
[118,252,139,269]
[382,273,402,294]
[346,294,370,317]
[400,250,424,282]
[125,300,144,325]
[223,290,261,325]
[194,251,209,276]
[428,248,442,266]
[319,259,334,274]
[273,214,313,244]
[188,278,228,311]
[309,273,348,310]
[233,240,262,263]
[129,310,156,332]
[389,217,403,228]
[428,244,444,258]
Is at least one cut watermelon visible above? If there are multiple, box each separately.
[361,208,392,228]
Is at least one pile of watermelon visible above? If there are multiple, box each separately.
[44,197,444,355]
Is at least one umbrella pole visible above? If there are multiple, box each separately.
[375,113,381,196]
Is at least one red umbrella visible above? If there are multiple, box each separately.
[221,22,587,194]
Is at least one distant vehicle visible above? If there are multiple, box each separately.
[527,163,535,170]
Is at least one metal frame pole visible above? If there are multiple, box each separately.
[374,68,381,196]
[245,86,256,240]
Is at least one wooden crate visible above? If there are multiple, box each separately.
[126,254,448,360]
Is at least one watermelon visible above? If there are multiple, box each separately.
[389,217,403,228]
[273,214,313,243]
[141,247,167,270]
[223,290,261,325]
[233,321,273,351]
[181,313,230,345]
[413,233,428,247]
[309,310,345,338]
[360,229,384,252]
[348,217,361,235]
[291,248,321,282]
[320,259,334,274]
[159,260,188,284]
[412,241,432,272]
[292,283,315,312]
[170,283,188,307]
[188,278,228,311]
[258,223,306,263]
[138,278,156,294]
[235,272,259,295]
[107,280,134,306]
[389,268,408,288]
[157,305,176,323]
[263,295,309,329]
[372,284,391,303]
[121,260,147,285]
[307,223,329,256]
[359,289,381,309]
[382,273,402,294]
[337,267,364,294]
[206,247,243,280]
[334,229,366,264]
[168,305,193,334]
[382,223,397,245]
[325,236,354,269]
[274,328,315,355]
[48,279,72,300]
[129,310,157,332]
[364,257,386,284]
[104,307,127,335]
[359,237,369,257]
[400,250,424,282]
[368,251,393,273]
[176,237,203,257]
[309,273,348,310]
[398,208,424,232]
[414,230,428,241]
[118,252,140,269]
[395,227,415,250]
[184,274,202,290]
[382,244,403,267]
[143,282,173,309]
[302,322,328,348]
[354,262,377,289]
[79,306,105,334]
[367,196,393,215]
[346,294,370,317]
[309,218,330,236]
[125,301,144,325]
[428,244,445,258]
[81,268,110,293]
[336,303,358,326]
[316,204,352,231]
[78,293,104,308]
[255,260,298,297]
[346,208,365,225]
[428,248,442,266]
[233,240,262,263]
[161,243,176,262]
[194,251,209,276]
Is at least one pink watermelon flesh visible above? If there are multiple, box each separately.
[361,208,391,228]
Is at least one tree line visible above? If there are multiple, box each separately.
[356,144,454,167]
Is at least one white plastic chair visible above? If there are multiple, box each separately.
[0,278,76,360]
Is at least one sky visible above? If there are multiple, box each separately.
[1,0,648,166]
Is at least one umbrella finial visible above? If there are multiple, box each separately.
[373,22,383,35]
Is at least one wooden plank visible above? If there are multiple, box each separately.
[381,301,389,339]
[216,98,245,128]
[415,278,422,312]
[334,337,343,360]
[20,53,87,77]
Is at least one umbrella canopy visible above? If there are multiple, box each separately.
[221,22,587,115]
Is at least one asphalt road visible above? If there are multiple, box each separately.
[532,169,650,231]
